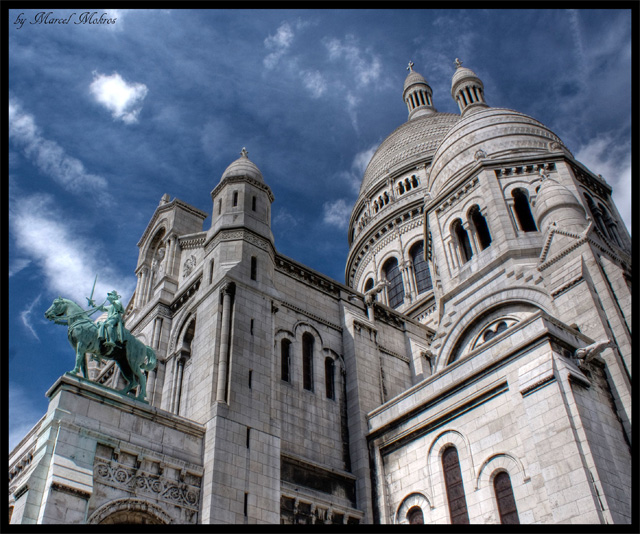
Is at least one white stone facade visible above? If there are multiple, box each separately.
[9,62,631,525]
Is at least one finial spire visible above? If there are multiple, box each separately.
[454,58,463,68]
[407,61,414,72]
[240,147,249,158]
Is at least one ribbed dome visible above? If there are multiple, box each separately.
[221,148,263,182]
[358,113,460,196]
[429,107,568,196]
[404,70,428,92]
[451,66,482,92]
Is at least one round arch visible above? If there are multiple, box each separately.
[395,492,432,524]
[88,498,172,524]
[435,289,553,370]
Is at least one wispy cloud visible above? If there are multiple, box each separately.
[263,22,295,69]
[323,144,377,229]
[300,69,327,99]
[89,72,148,124]
[322,198,352,230]
[324,35,382,87]
[9,258,31,277]
[19,294,42,341]
[10,194,135,306]
[9,98,109,197]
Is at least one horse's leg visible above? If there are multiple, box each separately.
[134,367,147,401]
[72,342,84,375]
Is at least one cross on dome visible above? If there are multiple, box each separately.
[240,147,249,158]
[407,61,414,72]
[454,58,463,68]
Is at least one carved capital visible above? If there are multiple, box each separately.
[221,282,236,297]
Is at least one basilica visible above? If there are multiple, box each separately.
[9,61,632,525]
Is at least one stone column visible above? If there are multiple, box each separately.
[139,268,149,307]
[168,235,179,277]
[216,282,235,403]
[146,317,163,404]
[133,271,143,309]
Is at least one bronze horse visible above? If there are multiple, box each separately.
[45,297,156,401]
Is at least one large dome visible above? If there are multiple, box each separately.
[428,107,569,196]
[359,112,460,197]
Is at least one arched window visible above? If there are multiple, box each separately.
[409,241,432,294]
[442,446,469,524]
[469,205,492,250]
[407,506,424,524]
[452,219,473,264]
[583,193,606,235]
[363,278,374,293]
[325,357,335,399]
[383,257,404,308]
[512,189,537,232]
[598,202,622,246]
[302,333,314,391]
[494,471,520,524]
[281,339,291,382]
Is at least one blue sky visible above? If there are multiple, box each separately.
[7,8,632,451]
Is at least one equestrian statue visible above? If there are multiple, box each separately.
[44,283,156,401]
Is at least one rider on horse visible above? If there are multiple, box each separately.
[97,290,124,352]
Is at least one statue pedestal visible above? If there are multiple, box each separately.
[9,374,205,525]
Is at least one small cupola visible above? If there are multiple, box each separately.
[451,58,489,116]
[403,61,437,120]
[209,147,275,244]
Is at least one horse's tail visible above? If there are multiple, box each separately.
[142,346,157,371]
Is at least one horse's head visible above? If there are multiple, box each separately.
[44,297,67,321]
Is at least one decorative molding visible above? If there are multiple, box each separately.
[178,233,206,250]
[433,175,480,214]
[494,161,555,178]
[210,174,275,202]
[276,256,341,298]
[137,199,208,247]
[373,304,405,329]
[520,376,556,397]
[281,301,343,332]
[50,481,91,499]
[94,460,201,511]
[170,277,201,313]
[379,345,410,363]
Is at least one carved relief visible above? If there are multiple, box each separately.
[183,255,196,278]
[94,459,201,511]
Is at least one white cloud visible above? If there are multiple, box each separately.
[19,294,42,341]
[300,69,327,99]
[9,384,45,452]
[9,258,31,277]
[10,194,136,307]
[574,134,631,233]
[322,198,352,230]
[263,22,295,69]
[9,99,109,197]
[324,35,382,87]
[89,72,148,124]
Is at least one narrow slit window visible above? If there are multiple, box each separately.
[252,196,257,211]
[281,339,291,382]
[218,199,222,215]
[302,333,314,391]
[246,427,251,448]
[233,191,238,207]
[209,259,215,284]
[250,256,257,280]
[325,357,335,400]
